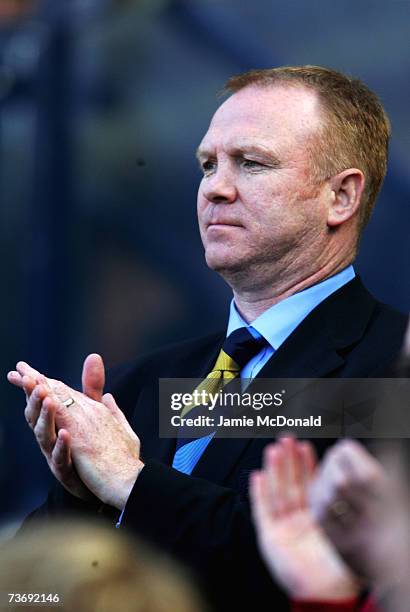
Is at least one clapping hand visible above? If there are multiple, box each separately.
[250,438,360,601]
[7,355,143,510]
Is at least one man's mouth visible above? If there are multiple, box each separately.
[207,221,243,229]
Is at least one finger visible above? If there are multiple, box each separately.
[335,440,385,501]
[7,371,26,389]
[35,381,88,433]
[33,395,57,454]
[309,447,350,522]
[102,393,133,433]
[8,371,37,399]
[51,429,73,475]
[336,440,379,478]
[280,437,304,510]
[296,441,317,508]
[50,379,77,406]
[249,470,272,532]
[82,353,105,401]
[16,361,48,385]
[263,443,285,516]
[8,372,36,394]
[22,375,37,401]
[24,384,49,429]
[299,441,318,485]
[322,462,351,517]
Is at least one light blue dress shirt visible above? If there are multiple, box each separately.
[227,265,355,380]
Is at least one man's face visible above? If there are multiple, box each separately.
[197,84,330,287]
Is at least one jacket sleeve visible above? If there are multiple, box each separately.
[121,459,288,611]
[19,480,118,529]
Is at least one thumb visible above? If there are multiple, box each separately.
[82,353,105,401]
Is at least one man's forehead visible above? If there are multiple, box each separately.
[202,84,322,146]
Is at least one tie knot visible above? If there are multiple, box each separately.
[222,327,268,370]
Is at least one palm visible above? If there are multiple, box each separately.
[250,439,359,601]
[258,507,350,598]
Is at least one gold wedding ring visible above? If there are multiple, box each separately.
[62,397,75,408]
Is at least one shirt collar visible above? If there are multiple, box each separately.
[227,265,355,350]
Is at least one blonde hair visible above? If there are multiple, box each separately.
[0,520,204,612]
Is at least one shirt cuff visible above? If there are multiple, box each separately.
[115,508,125,528]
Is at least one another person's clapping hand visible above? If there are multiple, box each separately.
[250,437,360,603]
[309,439,410,606]
[7,355,143,509]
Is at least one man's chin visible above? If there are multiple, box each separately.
[205,251,248,278]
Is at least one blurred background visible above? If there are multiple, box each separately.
[0,0,409,527]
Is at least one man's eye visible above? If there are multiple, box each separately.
[201,161,216,174]
[241,159,264,169]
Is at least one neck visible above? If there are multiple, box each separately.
[231,257,353,323]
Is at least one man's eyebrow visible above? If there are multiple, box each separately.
[196,147,211,161]
[195,144,281,164]
[231,144,281,163]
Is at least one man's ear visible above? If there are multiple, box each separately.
[327,168,365,227]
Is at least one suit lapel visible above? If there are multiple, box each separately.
[193,277,377,483]
[256,276,376,378]
[137,332,226,465]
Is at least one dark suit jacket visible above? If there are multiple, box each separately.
[27,277,408,612]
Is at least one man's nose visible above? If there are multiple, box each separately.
[201,167,237,204]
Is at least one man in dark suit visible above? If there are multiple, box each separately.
[8,66,408,611]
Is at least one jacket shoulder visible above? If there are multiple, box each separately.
[106,330,224,394]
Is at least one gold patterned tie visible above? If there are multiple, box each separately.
[180,326,267,418]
